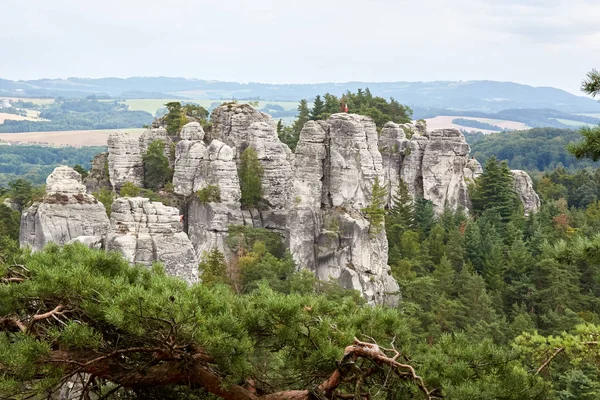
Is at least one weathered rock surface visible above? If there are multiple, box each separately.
[420,128,472,212]
[84,152,111,194]
[512,170,541,215]
[20,166,110,252]
[379,122,409,205]
[108,128,173,192]
[40,106,542,305]
[105,197,198,282]
[107,132,143,190]
[381,124,477,213]
[185,140,244,259]
[209,103,272,152]
[289,115,399,306]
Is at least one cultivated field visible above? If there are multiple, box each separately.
[0,97,55,106]
[0,113,41,123]
[424,116,530,134]
[0,128,145,147]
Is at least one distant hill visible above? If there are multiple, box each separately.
[1,77,599,113]
[414,108,600,129]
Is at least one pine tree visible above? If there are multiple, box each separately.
[239,147,264,208]
[427,224,446,265]
[385,180,415,245]
[471,156,518,223]
[143,140,172,191]
[414,197,436,237]
[310,95,325,120]
[289,99,310,150]
[72,164,88,179]
[362,177,387,235]
[199,248,230,287]
[433,255,455,296]
[164,101,186,135]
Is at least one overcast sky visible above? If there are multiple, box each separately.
[2,0,599,94]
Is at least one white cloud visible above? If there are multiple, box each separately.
[0,0,599,93]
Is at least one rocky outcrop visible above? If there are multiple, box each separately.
[20,166,110,252]
[381,124,477,213]
[105,197,198,282]
[108,132,143,190]
[84,152,111,194]
[108,128,173,192]
[209,103,272,152]
[379,122,409,205]
[36,106,542,306]
[185,140,244,259]
[420,129,472,212]
[288,115,399,306]
[512,170,541,215]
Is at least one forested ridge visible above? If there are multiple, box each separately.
[2,72,600,399]
[0,97,153,133]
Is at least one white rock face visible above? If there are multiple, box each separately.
[512,170,541,215]
[20,166,110,252]
[379,122,409,206]
[84,152,111,194]
[75,105,543,305]
[288,114,399,306]
[105,197,198,282]
[381,124,476,213]
[209,103,272,154]
[420,129,472,212]
[107,132,143,190]
[108,128,173,192]
[247,121,294,210]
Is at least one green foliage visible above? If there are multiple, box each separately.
[285,99,310,151]
[72,164,88,179]
[302,88,413,128]
[198,249,230,287]
[581,68,600,98]
[119,181,141,197]
[470,156,518,222]
[568,126,600,162]
[164,101,186,135]
[386,180,416,266]
[238,147,263,208]
[0,146,104,187]
[143,140,172,191]
[309,95,325,120]
[361,177,387,235]
[0,98,153,133]
[452,118,503,131]
[182,103,209,120]
[93,187,115,216]
[469,127,600,172]
[196,185,221,203]
[226,225,286,258]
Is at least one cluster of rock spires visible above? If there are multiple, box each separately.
[19,104,541,304]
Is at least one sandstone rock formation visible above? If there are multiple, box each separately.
[30,106,542,305]
[288,115,399,306]
[108,128,173,192]
[20,166,110,252]
[380,124,475,212]
[105,197,198,282]
[107,132,143,190]
[83,152,111,194]
[512,170,541,215]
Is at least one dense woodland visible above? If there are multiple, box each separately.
[2,74,600,398]
[0,145,105,186]
[0,97,153,133]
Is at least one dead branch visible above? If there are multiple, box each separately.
[42,338,438,400]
